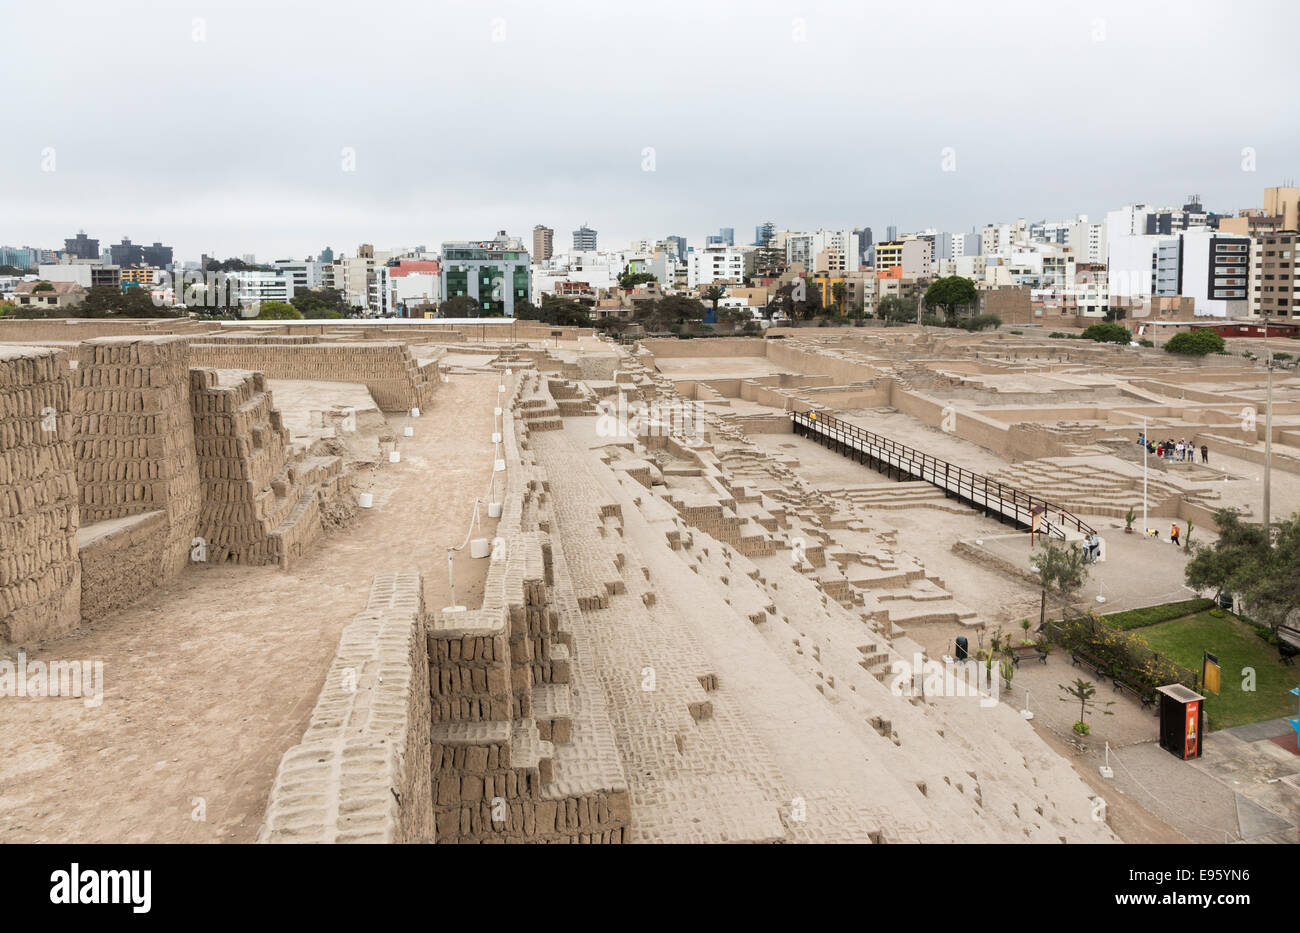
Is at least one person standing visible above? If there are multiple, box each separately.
[1201,444,1209,464]
[1170,523,1181,546]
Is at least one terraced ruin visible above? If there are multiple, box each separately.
[2,320,1297,843]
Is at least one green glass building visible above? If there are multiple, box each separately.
[440,231,531,316]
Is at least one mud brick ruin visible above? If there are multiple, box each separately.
[3,318,1298,843]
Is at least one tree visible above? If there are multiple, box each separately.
[701,285,726,319]
[519,294,591,327]
[638,295,705,332]
[831,281,848,316]
[438,295,481,318]
[877,295,918,324]
[32,282,54,292]
[617,268,657,289]
[291,287,348,319]
[923,276,977,322]
[1186,507,1300,633]
[1080,322,1131,344]
[1165,329,1225,356]
[255,301,302,320]
[1032,538,1089,622]
[75,285,179,318]
[1058,678,1114,735]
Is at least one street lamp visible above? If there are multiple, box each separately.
[1263,311,1274,538]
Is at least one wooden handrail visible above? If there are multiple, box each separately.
[790,409,1096,538]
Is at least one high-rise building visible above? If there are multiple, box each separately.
[1251,231,1300,319]
[105,237,144,267]
[440,231,531,316]
[664,235,687,262]
[573,225,597,251]
[532,225,554,261]
[885,225,897,242]
[719,227,734,246]
[64,232,99,260]
[852,227,873,265]
[318,246,335,264]
[755,222,775,247]
[142,242,173,268]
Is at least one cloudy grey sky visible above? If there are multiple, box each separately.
[4,0,1297,261]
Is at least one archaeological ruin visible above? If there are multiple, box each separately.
[2,318,1298,843]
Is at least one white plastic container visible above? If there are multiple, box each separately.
[494,407,503,417]
[487,501,503,518]
[493,458,506,473]
[411,407,421,418]
[389,450,401,463]
[403,426,414,437]
[491,432,502,444]
[469,538,491,559]
[358,492,374,509]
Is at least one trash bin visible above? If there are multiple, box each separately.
[955,636,968,661]
[1218,592,1234,610]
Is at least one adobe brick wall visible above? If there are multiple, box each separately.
[187,341,434,412]
[0,346,81,644]
[260,572,433,843]
[73,336,201,580]
[77,511,166,626]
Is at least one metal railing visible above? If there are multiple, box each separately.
[790,409,1096,539]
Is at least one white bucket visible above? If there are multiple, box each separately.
[491,432,502,444]
[358,492,374,508]
[411,407,421,418]
[389,450,401,463]
[493,458,506,472]
[469,538,491,559]
[498,385,506,393]
[487,501,503,518]
[494,407,503,417]
[403,426,414,437]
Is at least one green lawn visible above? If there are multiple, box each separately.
[1135,611,1298,730]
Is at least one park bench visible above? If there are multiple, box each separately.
[1009,643,1049,667]
[1112,676,1156,710]
[1070,649,1108,680]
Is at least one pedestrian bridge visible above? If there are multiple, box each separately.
[790,409,1095,540]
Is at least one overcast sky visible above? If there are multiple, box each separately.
[4,0,1298,262]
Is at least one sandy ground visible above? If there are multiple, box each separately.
[0,371,506,843]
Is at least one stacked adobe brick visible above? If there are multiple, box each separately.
[0,347,80,644]
[73,336,200,582]
[190,368,350,567]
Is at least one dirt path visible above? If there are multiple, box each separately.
[0,372,503,843]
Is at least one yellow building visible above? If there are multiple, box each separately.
[120,267,156,285]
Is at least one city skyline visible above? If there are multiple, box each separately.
[4,0,1297,260]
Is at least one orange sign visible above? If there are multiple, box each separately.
[1184,701,1200,759]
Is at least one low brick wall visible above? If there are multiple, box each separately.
[259,572,433,843]
[188,341,434,412]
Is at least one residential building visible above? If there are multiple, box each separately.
[0,246,39,270]
[272,259,323,291]
[120,267,157,286]
[1249,231,1298,319]
[63,232,99,260]
[532,225,554,262]
[38,261,121,290]
[572,225,598,251]
[105,238,144,267]
[13,281,87,311]
[141,242,173,268]
[688,244,745,287]
[228,269,295,306]
[441,231,531,315]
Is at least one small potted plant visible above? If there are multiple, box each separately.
[1124,508,1136,534]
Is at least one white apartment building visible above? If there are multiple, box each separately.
[272,259,323,291]
[1107,234,1161,302]
[688,245,745,287]
[980,219,1028,258]
[229,269,295,306]
[785,230,860,273]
